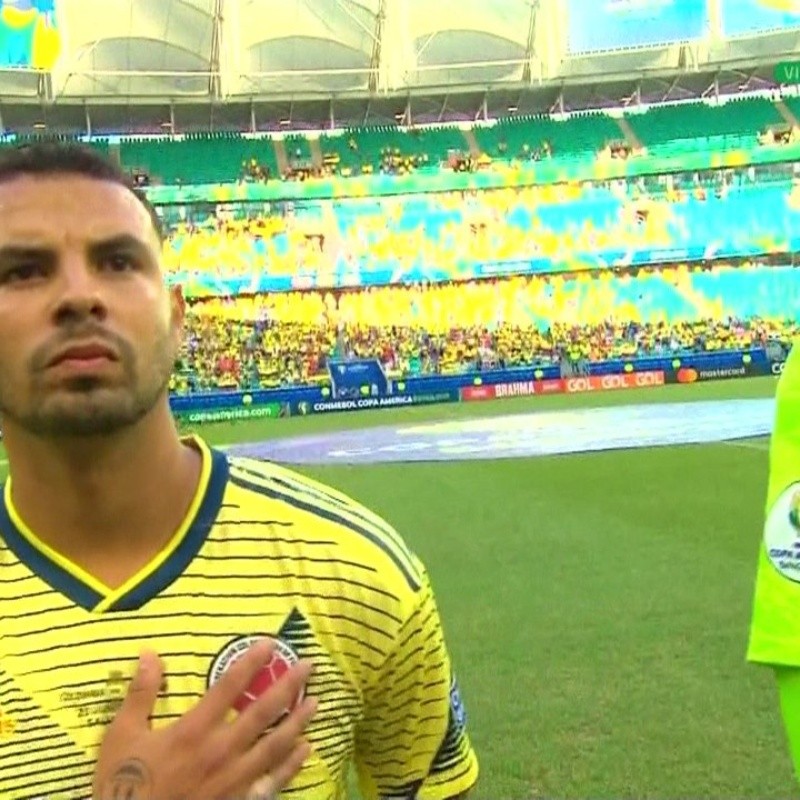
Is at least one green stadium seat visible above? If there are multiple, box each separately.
[473,112,621,161]
[626,97,782,149]
[284,134,312,164]
[119,132,279,185]
[780,96,800,125]
[320,125,468,174]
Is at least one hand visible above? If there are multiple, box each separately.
[93,639,317,800]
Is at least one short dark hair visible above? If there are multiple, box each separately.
[0,141,164,242]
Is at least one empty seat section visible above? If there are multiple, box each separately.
[474,113,620,160]
[120,134,279,184]
[627,98,781,148]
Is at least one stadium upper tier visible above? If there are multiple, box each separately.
[99,96,790,186]
[172,264,800,392]
[319,126,466,176]
[121,133,280,186]
[164,181,800,295]
[625,97,783,152]
[473,113,622,161]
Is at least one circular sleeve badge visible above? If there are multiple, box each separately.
[765,483,800,582]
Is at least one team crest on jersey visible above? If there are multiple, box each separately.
[765,483,800,582]
[207,635,304,714]
[450,675,467,732]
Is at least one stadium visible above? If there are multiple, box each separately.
[5,0,800,796]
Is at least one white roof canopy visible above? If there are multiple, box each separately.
[0,0,797,131]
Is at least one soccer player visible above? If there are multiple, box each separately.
[0,143,479,800]
[748,342,800,782]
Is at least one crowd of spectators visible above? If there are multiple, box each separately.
[170,273,797,393]
[160,177,797,289]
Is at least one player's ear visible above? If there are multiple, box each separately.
[169,283,186,333]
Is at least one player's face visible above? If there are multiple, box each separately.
[0,174,183,437]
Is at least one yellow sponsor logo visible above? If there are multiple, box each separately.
[0,709,16,739]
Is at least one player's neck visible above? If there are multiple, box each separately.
[2,406,202,569]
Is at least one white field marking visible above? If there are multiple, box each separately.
[720,438,771,452]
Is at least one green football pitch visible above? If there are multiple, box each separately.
[4,376,798,799]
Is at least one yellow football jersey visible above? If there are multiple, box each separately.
[0,436,478,800]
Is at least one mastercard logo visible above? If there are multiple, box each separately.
[677,368,699,384]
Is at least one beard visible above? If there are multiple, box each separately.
[0,328,176,439]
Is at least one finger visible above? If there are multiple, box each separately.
[238,736,313,799]
[188,638,277,729]
[203,728,312,800]
[266,739,313,794]
[245,739,313,799]
[114,650,163,729]
[198,688,316,795]
[231,662,314,750]
[246,774,277,800]
[236,697,317,781]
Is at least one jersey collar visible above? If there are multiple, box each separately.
[0,436,229,613]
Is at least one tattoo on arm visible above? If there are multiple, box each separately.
[100,758,153,800]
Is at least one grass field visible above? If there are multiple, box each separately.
[4,377,795,798]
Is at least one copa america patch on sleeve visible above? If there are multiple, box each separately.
[765,482,800,582]
[450,675,467,731]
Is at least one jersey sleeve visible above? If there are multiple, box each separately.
[775,667,800,782]
[748,342,800,667]
[354,560,479,800]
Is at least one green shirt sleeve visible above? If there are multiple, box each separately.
[748,343,800,667]
[776,667,800,781]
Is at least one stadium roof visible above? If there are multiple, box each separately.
[2,0,800,133]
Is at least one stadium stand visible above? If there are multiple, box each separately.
[67,98,785,190]
[624,97,784,151]
[1,88,794,400]
[319,126,468,175]
[781,95,800,125]
[285,134,313,167]
[10,97,783,189]
[159,178,800,290]
[119,133,280,185]
[172,263,799,392]
[108,98,792,188]
[473,112,621,161]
